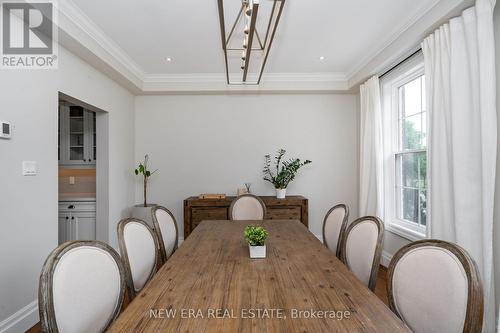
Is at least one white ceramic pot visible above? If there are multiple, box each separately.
[131,204,157,228]
[276,188,287,199]
[249,245,266,259]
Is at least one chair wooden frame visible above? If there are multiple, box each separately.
[387,239,484,333]
[38,241,126,333]
[151,205,179,264]
[340,216,384,291]
[117,217,160,299]
[322,204,349,258]
[228,194,267,220]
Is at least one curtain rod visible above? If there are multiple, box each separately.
[379,48,422,79]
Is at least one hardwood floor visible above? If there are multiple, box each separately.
[374,265,389,305]
[25,323,41,333]
[25,266,390,332]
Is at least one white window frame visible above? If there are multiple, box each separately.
[381,54,428,241]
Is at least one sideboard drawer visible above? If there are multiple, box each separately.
[266,206,301,220]
[191,207,228,226]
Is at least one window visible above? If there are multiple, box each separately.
[396,76,427,228]
[382,55,427,240]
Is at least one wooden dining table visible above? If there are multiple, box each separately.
[107,220,410,332]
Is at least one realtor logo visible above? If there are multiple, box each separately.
[1,0,58,69]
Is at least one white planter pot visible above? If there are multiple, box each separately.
[276,188,287,199]
[249,245,266,259]
[131,204,157,228]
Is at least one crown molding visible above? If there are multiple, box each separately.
[56,1,350,94]
[57,0,145,91]
[56,0,472,94]
[346,0,474,88]
[142,72,349,93]
[344,0,441,80]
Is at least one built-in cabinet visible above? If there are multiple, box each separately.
[58,201,96,244]
[58,104,96,166]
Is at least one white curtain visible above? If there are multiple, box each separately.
[422,0,497,331]
[359,76,383,217]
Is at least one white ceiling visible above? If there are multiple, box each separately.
[71,0,438,77]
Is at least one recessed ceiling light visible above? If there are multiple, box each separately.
[319,56,325,60]
[166,57,172,62]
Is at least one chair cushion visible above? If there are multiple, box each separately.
[392,247,468,333]
[52,246,121,333]
[323,207,346,252]
[155,209,177,258]
[123,221,156,291]
[345,220,378,286]
[231,196,264,220]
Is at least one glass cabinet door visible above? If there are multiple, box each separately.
[93,112,96,161]
[58,103,96,166]
[88,111,96,163]
[69,106,85,162]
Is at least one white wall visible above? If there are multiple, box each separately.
[0,45,135,332]
[134,94,359,238]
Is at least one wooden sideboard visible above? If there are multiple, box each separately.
[183,195,308,238]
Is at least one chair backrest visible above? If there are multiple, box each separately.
[341,216,384,291]
[229,194,266,220]
[151,205,179,263]
[39,241,126,333]
[387,240,483,333]
[117,218,159,298]
[322,204,349,258]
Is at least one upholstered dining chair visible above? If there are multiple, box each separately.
[39,241,126,333]
[117,218,159,299]
[387,239,483,333]
[229,194,266,220]
[340,216,384,291]
[322,204,349,258]
[151,205,179,264]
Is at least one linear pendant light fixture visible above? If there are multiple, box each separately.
[217,0,286,85]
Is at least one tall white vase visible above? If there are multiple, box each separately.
[131,204,157,228]
[276,188,286,199]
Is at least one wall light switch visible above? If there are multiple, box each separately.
[69,176,75,185]
[22,161,37,176]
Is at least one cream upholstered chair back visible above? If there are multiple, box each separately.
[341,216,384,291]
[229,194,266,220]
[387,240,483,333]
[117,218,159,298]
[322,204,349,258]
[152,206,179,264]
[39,241,126,333]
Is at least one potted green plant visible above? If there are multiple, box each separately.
[132,154,158,227]
[263,149,311,199]
[244,225,269,258]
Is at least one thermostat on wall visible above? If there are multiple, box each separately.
[0,121,11,139]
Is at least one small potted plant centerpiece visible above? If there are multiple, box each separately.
[132,154,158,227]
[244,225,268,259]
[263,149,311,199]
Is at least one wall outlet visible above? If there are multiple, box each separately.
[22,161,37,176]
[69,176,75,185]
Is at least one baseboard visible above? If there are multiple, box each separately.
[314,234,323,243]
[178,237,184,246]
[380,250,393,268]
[0,300,38,333]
